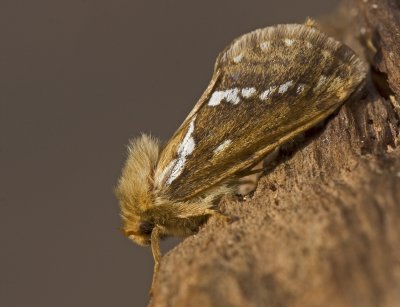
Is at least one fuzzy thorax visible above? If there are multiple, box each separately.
[115,134,231,246]
[115,134,160,245]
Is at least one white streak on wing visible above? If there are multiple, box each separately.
[208,91,226,106]
[166,118,196,185]
[233,53,244,63]
[166,158,186,185]
[259,86,276,100]
[225,88,241,104]
[241,87,256,98]
[208,88,240,106]
[260,41,270,50]
[297,83,306,94]
[213,139,232,154]
[259,89,271,100]
[284,39,295,46]
[177,118,196,156]
[278,80,294,94]
[306,41,313,49]
[156,158,176,186]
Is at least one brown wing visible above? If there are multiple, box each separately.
[155,23,366,202]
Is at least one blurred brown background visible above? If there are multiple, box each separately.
[1,1,339,306]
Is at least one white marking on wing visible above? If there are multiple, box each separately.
[278,80,294,94]
[156,158,176,186]
[208,91,225,106]
[166,117,196,185]
[259,86,276,100]
[225,88,240,104]
[166,158,186,185]
[306,41,313,49]
[241,87,256,98]
[296,83,306,94]
[213,139,232,154]
[177,119,196,156]
[208,88,240,106]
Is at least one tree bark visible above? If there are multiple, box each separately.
[150,1,400,306]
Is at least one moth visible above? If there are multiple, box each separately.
[115,20,366,291]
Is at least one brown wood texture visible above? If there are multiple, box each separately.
[149,1,400,306]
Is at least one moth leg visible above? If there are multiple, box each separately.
[203,208,232,223]
[174,204,231,221]
[236,161,264,199]
[236,147,280,199]
[174,204,233,222]
[150,225,162,296]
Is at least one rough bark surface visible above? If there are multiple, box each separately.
[150,1,400,306]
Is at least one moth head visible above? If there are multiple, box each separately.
[121,219,154,246]
[115,134,160,246]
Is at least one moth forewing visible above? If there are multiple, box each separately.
[116,21,366,294]
[157,24,366,202]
